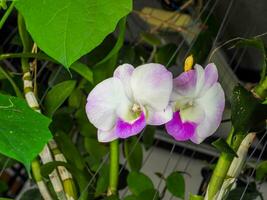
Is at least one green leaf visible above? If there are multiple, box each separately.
[84,137,108,162]
[212,138,238,157]
[256,160,267,181]
[127,171,154,196]
[235,38,267,83]
[15,0,132,67]
[95,164,109,197]
[166,171,185,198]
[136,189,159,200]
[20,188,43,200]
[0,93,52,170]
[68,88,83,109]
[44,80,76,117]
[124,195,138,200]
[189,194,204,200]
[95,17,126,67]
[231,85,267,134]
[142,126,155,150]
[124,137,143,171]
[70,62,93,84]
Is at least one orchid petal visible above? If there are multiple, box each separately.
[113,64,134,99]
[147,105,173,125]
[115,111,146,138]
[201,63,219,93]
[191,83,225,144]
[180,105,205,124]
[86,77,127,131]
[165,111,197,141]
[172,64,205,100]
[97,129,119,143]
[131,63,172,110]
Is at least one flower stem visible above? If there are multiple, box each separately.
[107,140,119,196]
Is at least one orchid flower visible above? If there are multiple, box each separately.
[86,63,173,142]
[165,63,225,144]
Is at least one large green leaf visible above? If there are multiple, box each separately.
[231,85,267,134]
[127,171,154,196]
[124,137,143,171]
[166,171,185,198]
[15,0,132,67]
[0,93,52,170]
[44,80,76,117]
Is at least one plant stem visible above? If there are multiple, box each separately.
[0,65,23,98]
[205,129,244,199]
[31,159,53,200]
[216,133,256,200]
[253,76,267,99]
[49,140,78,200]
[107,140,119,196]
[0,52,56,63]
[18,12,68,200]
[0,1,15,30]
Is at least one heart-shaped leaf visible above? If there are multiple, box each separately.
[0,93,52,170]
[166,171,185,198]
[15,0,132,67]
[127,171,154,196]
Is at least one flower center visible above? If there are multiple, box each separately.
[132,103,141,113]
[175,99,195,111]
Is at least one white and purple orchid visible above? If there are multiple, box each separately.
[86,63,173,142]
[165,63,225,144]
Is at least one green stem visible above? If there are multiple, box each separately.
[108,140,119,196]
[0,65,23,98]
[206,129,244,199]
[0,52,56,63]
[18,13,32,73]
[0,1,15,30]
[254,76,267,99]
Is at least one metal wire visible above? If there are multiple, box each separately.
[153,144,176,200]
[239,137,267,200]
